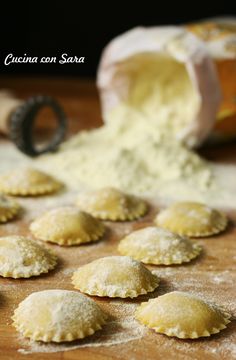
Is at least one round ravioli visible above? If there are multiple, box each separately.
[0,235,57,278]
[0,168,62,196]
[0,194,20,223]
[72,255,159,298]
[155,202,227,237]
[76,187,147,221]
[118,226,202,265]
[135,291,231,339]
[30,206,105,246]
[12,290,107,342]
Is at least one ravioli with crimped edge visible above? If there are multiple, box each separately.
[0,194,20,223]
[72,255,159,298]
[76,187,147,221]
[12,290,107,342]
[118,226,202,265]
[30,206,105,246]
[0,168,62,196]
[0,235,57,278]
[135,291,231,339]
[155,202,227,237]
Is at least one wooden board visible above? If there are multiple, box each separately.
[0,77,235,360]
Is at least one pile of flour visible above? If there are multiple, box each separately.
[34,107,236,209]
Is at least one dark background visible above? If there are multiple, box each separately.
[0,1,236,77]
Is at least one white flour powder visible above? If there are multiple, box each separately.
[33,111,236,209]
[1,119,236,210]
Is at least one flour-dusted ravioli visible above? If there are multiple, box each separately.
[155,202,227,237]
[72,255,159,298]
[0,168,62,196]
[12,290,107,342]
[0,235,57,278]
[76,187,147,221]
[0,194,20,223]
[30,206,105,246]
[118,226,201,265]
[135,291,231,339]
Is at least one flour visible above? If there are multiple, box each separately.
[31,110,236,209]
[38,116,212,191]
[103,53,201,144]
[1,125,236,210]
[28,56,236,209]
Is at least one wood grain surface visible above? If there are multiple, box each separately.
[0,77,235,360]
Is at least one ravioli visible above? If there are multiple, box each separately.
[0,235,57,278]
[76,187,147,221]
[72,255,159,298]
[135,291,231,339]
[0,194,20,223]
[118,226,201,265]
[30,206,105,246]
[12,290,107,342]
[155,202,227,237]
[0,168,62,196]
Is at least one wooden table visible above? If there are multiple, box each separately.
[0,77,235,360]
